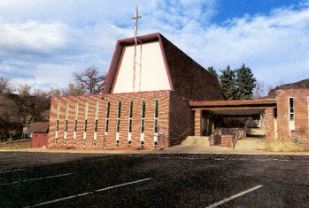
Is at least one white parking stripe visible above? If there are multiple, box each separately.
[1,173,73,186]
[23,177,153,208]
[205,185,263,208]
[156,156,289,162]
[0,169,25,174]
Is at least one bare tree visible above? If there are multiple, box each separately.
[62,83,85,96]
[47,88,61,97]
[0,95,19,139]
[33,89,48,98]
[254,80,265,98]
[18,84,31,96]
[0,77,13,95]
[74,67,105,94]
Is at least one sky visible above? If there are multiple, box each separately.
[0,0,309,92]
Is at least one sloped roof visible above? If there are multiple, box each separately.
[28,122,49,133]
[268,79,309,97]
[103,33,219,98]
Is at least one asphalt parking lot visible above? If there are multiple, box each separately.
[0,152,308,208]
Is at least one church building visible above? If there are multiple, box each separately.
[48,33,222,150]
[48,33,309,150]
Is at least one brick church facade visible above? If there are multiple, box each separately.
[48,33,309,150]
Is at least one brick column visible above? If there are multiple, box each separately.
[194,109,201,136]
[264,107,275,141]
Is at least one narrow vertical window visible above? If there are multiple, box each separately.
[64,102,69,144]
[94,101,99,132]
[141,100,145,133]
[83,101,89,145]
[105,101,110,134]
[55,103,61,143]
[128,101,133,145]
[153,99,159,146]
[73,102,78,144]
[93,101,99,146]
[289,97,294,121]
[116,101,121,132]
[116,101,121,146]
[154,99,159,133]
[140,100,146,147]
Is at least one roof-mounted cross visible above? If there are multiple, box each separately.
[132,6,141,43]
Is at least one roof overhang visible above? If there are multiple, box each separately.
[190,99,276,115]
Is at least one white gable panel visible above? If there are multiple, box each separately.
[112,41,171,93]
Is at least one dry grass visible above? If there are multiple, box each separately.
[265,140,307,152]
[0,140,31,150]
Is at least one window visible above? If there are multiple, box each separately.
[93,101,99,146]
[94,101,99,132]
[116,101,121,146]
[289,97,294,121]
[105,101,110,133]
[116,101,121,133]
[83,101,89,145]
[64,102,69,144]
[154,99,159,134]
[84,120,88,131]
[153,100,159,146]
[56,120,60,131]
[64,120,68,132]
[141,100,145,133]
[55,103,61,143]
[140,100,146,148]
[129,101,133,133]
[128,101,133,145]
[73,102,78,144]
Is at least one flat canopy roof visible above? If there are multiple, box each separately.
[189,99,276,108]
[190,99,276,116]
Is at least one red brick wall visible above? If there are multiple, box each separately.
[276,89,309,139]
[160,36,223,101]
[209,134,233,147]
[48,91,170,150]
[264,107,275,141]
[31,133,48,148]
[160,37,224,141]
[194,109,201,136]
[168,92,193,145]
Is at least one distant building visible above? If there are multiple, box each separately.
[29,122,49,148]
[48,33,309,150]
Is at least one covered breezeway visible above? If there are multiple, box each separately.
[190,99,277,149]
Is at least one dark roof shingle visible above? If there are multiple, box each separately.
[28,122,49,133]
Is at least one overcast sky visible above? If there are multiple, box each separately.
[0,0,309,91]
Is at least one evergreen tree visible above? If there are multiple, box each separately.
[219,66,237,100]
[207,66,218,78]
[235,64,256,99]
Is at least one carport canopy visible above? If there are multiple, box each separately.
[190,99,277,136]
